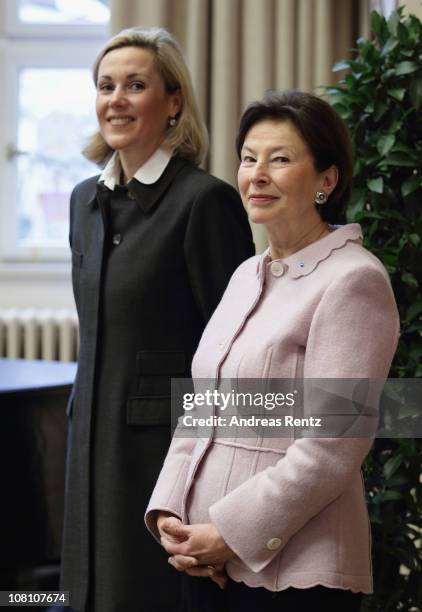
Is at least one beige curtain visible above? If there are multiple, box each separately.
[399,0,422,18]
[111,0,370,251]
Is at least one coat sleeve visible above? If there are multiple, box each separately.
[208,265,400,573]
[184,180,255,322]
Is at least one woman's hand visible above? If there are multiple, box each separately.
[157,515,234,589]
[157,512,187,545]
[181,561,228,590]
[156,513,206,572]
[161,519,234,564]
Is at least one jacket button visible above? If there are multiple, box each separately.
[112,233,122,245]
[270,261,285,277]
[266,537,281,550]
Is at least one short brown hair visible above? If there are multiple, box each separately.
[84,27,208,167]
[236,90,353,223]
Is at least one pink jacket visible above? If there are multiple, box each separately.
[145,224,399,593]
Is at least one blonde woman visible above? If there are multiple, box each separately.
[60,27,254,612]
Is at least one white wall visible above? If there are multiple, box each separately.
[0,265,74,310]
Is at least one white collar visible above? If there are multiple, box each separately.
[99,148,173,190]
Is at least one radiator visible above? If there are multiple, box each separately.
[0,309,79,362]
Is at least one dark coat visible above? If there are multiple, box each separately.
[60,155,254,612]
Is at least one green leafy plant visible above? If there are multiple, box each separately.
[326,8,422,612]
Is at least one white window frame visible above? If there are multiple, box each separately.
[5,0,109,39]
[0,0,109,263]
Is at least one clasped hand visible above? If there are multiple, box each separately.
[157,512,236,590]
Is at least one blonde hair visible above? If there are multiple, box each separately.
[83,26,208,167]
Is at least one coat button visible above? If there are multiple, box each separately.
[128,191,136,200]
[112,233,122,245]
[266,537,281,550]
[270,261,285,277]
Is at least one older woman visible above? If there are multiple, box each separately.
[60,27,254,612]
[146,90,399,612]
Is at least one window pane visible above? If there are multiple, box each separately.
[19,0,110,25]
[17,68,99,248]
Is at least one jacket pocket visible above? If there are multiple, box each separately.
[128,351,187,424]
[134,350,187,396]
[126,396,172,426]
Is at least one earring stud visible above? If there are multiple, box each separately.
[314,191,328,205]
[169,117,177,127]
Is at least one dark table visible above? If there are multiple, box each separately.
[0,359,76,592]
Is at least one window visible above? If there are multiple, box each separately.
[0,0,110,261]
[19,0,110,25]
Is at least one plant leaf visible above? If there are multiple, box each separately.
[381,38,399,55]
[373,101,389,122]
[391,142,415,154]
[395,61,419,76]
[377,134,395,156]
[409,78,422,110]
[333,60,350,72]
[347,189,366,220]
[398,403,420,419]
[401,175,421,197]
[384,152,417,167]
[401,272,418,288]
[382,68,397,81]
[387,88,406,101]
[349,60,367,73]
[408,233,421,247]
[370,10,383,37]
[377,490,403,502]
[396,21,409,44]
[367,177,384,193]
[406,302,422,322]
[383,454,403,479]
[387,11,400,36]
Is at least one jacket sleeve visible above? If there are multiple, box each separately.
[144,431,198,542]
[209,266,400,573]
[184,180,255,322]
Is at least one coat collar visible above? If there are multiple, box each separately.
[256,224,363,279]
[99,148,172,190]
[87,156,190,213]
